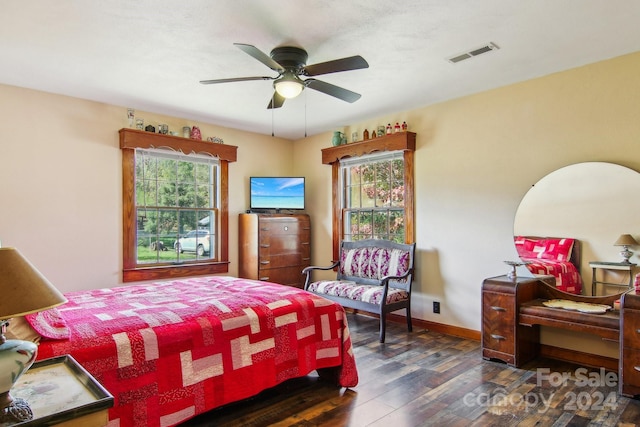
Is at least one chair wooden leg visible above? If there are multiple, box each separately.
[406,306,413,332]
[379,313,386,343]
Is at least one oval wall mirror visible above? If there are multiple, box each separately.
[513,162,640,295]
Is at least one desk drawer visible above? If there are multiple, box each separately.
[482,292,515,354]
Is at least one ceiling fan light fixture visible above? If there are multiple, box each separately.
[274,74,304,99]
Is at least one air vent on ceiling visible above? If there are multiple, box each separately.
[447,42,499,64]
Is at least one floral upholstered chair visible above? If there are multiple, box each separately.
[303,239,416,343]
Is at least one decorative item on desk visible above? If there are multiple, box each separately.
[371,129,377,138]
[504,260,529,279]
[0,248,67,424]
[182,126,191,138]
[377,125,385,137]
[135,118,144,130]
[363,129,369,140]
[144,124,155,133]
[386,123,392,134]
[614,233,638,263]
[394,122,401,133]
[332,131,344,146]
[207,136,224,144]
[351,131,358,143]
[159,124,168,135]
[190,126,202,140]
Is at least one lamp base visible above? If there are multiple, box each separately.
[620,247,634,264]
[0,337,38,425]
[0,394,33,423]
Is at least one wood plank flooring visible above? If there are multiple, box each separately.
[181,313,640,426]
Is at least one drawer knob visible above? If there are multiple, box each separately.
[635,366,640,372]
[636,329,640,334]
[260,261,270,265]
[491,306,506,312]
[490,334,505,341]
[259,277,270,281]
[260,244,270,248]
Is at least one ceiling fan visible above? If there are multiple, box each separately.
[200,43,369,109]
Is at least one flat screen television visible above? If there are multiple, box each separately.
[250,177,305,211]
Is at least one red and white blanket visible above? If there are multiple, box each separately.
[35,276,358,427]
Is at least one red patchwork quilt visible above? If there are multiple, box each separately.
[514,236,582,294]
[35,276,358,427]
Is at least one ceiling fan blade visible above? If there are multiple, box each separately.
[234,43,285,73]
[200,76,274,84]
[267,92,285,109]
[303,55,369,76]
[305,79,361,103]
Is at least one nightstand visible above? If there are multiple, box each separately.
[590,261,637,296]
[9,355,113,427]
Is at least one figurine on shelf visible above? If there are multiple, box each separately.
[402,121,408,131]
[386,123,392,134]
[190,126,202,140]
[394,122,401,133]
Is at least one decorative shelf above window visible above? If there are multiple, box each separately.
[321,131,416,165]
[119,128,237,162]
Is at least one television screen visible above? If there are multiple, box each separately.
[250,177,305,210]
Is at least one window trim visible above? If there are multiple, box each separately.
[119,128,237,282]
[321,132,415,260]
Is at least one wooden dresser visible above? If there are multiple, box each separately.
[238,213,311,288]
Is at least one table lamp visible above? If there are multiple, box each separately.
[0,247,67,424]
[614,234,638,264]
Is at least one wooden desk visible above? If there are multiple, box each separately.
[482,275,640,398]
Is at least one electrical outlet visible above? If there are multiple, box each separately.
[433,301,440,314]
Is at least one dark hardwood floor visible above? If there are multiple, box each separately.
[182,313,640,426]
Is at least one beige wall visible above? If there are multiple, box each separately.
[2,51,640,357]
[0,84,294,292]
[293,51,640,357]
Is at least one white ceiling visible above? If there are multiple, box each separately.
[2,1,639,140]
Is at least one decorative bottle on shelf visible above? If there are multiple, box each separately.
[363,129,369,140]
[332,131,344,146]
[402,121,408,131]
[386,123,392,134]
[394,122,401,133]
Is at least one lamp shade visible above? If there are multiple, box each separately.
[614,234,638,247]
[0,248,67,320]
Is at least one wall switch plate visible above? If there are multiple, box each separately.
[433,301,440,314]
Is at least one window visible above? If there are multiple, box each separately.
[120,129,236,282]
[321,131,415,260]
[341,151,405,243]
[135,149,218,263]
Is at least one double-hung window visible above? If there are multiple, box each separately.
[135,149,219,262]
[322,132,415,260]
[120,129,236,282]
[340,151,406,243]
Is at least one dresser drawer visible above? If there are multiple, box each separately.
[259,219,308,236]
[258,265,307,288]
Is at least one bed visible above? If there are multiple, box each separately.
[9,276,358,427]
[513,236,582,294]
